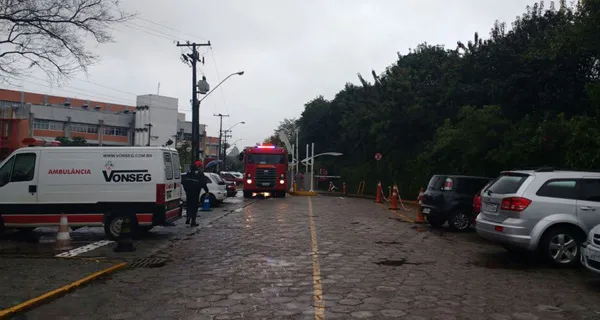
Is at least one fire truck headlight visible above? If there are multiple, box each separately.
[247,179,253,184]
[279,179,285,185]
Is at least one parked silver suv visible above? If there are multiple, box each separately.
[476,167,600,266]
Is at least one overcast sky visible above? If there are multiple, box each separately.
[15,0,535,147]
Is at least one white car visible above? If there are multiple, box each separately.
[581,224,600,273]
[181,172,227,207]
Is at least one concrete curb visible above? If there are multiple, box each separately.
[287,191,319,196]
[0,262,127,318]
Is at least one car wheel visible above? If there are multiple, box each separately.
[448,211,471,231]
[539,226,582,267]
[425,215,445,228]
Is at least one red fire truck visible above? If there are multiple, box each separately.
[238,144,290,198]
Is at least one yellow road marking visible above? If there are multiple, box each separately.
[308,197,325,320]
[376,202,416,223]
[0,262,127,319]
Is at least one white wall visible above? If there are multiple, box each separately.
[135,94,178,147]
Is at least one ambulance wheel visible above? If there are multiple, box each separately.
[104,213,139,241]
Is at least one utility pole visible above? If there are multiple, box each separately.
[214,114,230,169]
[177,40,211,163]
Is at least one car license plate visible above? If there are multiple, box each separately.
[487,203,498,213]
[422,208,431,214]
[261,182,270,186]
[588,249,600,262]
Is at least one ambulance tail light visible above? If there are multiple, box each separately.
[156,184,166,205]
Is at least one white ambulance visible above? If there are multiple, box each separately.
[0,138,183,239]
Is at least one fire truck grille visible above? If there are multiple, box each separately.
[255,168,276,187]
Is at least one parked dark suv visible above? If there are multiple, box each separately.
[422,175,493,231]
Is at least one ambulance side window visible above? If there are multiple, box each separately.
[0,156,15,187]
[172,153,181,179]
[163,152,173,180]
[10,153,36,183]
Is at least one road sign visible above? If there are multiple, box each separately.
[375,153,382,161]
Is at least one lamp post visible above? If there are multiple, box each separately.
[222,122,245,169]
[222,121,245,161]
[191,71,244,163]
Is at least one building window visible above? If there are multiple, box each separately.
[34,119,63,131]
[71,123,94,133]
[104,126,128,136]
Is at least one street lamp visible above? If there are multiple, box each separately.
[222,121,245,168]
[230,138,243,147]
[190,71,244,164]
[198,71,244,104]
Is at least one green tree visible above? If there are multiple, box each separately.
[267,1,600,197]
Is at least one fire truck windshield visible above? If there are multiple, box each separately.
[247,154,285,165]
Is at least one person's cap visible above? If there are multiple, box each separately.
[195,160,203,167]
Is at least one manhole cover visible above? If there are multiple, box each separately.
[129,258,168,268]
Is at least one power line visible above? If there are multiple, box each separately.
[209,47,226,114]
[135,16,209,42]
[123,21,186,42]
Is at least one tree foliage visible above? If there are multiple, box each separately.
[269,1,600,197]
[0,0,132,83]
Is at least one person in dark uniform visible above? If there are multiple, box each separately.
[182,161,208,226]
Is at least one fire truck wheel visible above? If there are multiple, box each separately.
[243,191,253,199]
[274,191,286,198]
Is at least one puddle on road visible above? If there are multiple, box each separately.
[388,217,409,223]
[374,259,435,267]
[467,252,544,270]
[374,241,403,245]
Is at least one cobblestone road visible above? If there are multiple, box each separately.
[22,195,600,319]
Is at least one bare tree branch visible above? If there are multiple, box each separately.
[0,0,134,85]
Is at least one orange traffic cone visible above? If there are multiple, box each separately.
[389,185,398,210]
[376,182,382,203]
[54,214,73,251]
[416,187,425,223]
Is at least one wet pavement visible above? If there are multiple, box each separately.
[0,195,249,316]
[5,195,600,319]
